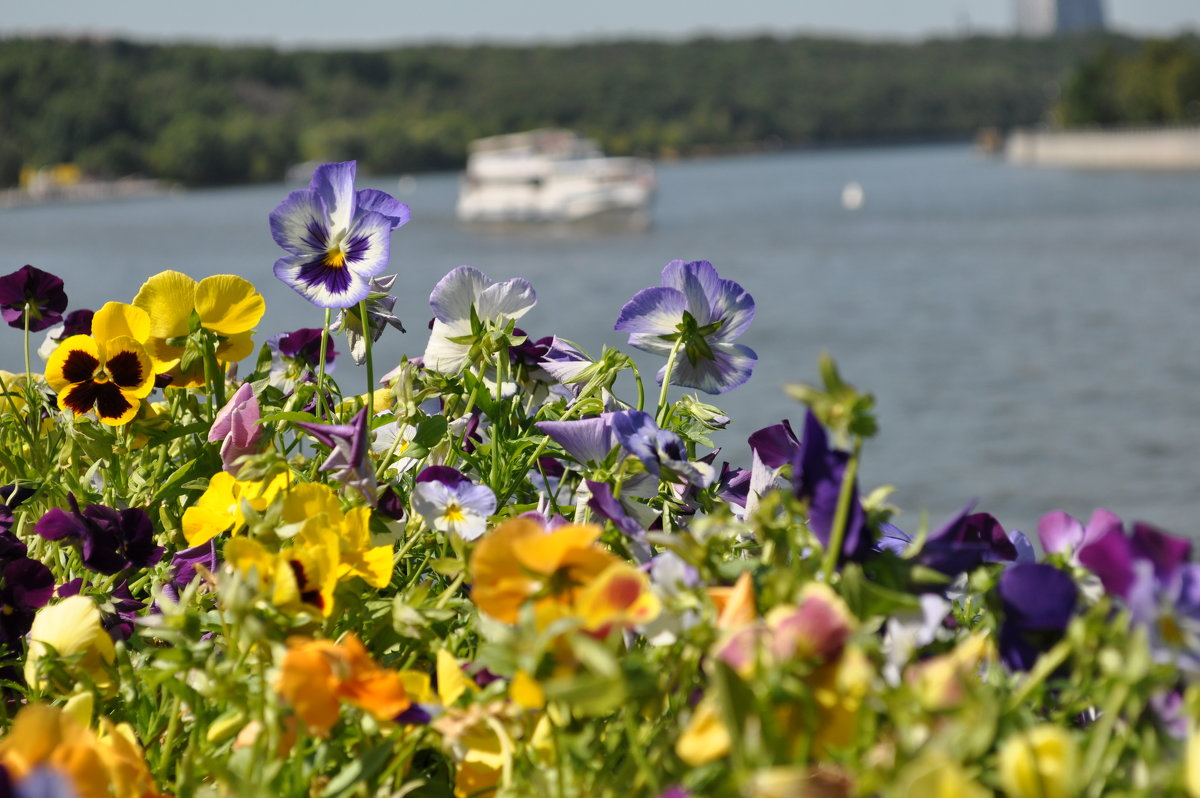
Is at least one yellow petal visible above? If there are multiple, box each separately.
[132,271,197,340]
[91,302,151,348]
[45,335,99,393]
[509,670,545,710]
[675,698,731,767]
[216,330,256,364]
[437,649,476,706]
[182,472,240,547]
[195,275,265,336]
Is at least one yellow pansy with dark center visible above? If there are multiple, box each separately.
[45,303,156,426]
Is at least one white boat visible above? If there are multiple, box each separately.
[456,129,655,225]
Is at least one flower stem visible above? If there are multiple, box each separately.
[820,435,862,582]
[358,299,375,415]
[315,308,332,419]
[22,311,30,383]
[655,337,685,427]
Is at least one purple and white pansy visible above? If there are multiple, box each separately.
[423,265,537,375]
[270,161,410,309]
[615,259,756,395]
[411,466,497,542]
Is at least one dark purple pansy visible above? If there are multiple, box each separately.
[35,495,164,575]
[0,265,68,332]
[0,557,54,647]
[915,504,1017,577]
[790,410,866,561]
[997,563,1077,671]
[102,581,145,641]
[276,328,337,370]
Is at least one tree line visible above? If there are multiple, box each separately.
[0,32,1176,188]
[1057,36,1200,126]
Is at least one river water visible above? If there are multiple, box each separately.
[2,144,1198,539]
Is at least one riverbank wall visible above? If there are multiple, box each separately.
[1005,127,1200,170]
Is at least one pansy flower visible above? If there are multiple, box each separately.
[209,382,264,475]
[423,265,537,374]
[612,410,715,488]
[24,595,117,692]
[132,270,265,389]
[276,635,412,734]
[35,495,163,576]
[615,259,756,394]
[997,563,1078,671]
[270,161,410,308]
[0,527,53,649]
[44,302,155,426]
[411,466,497,542]
[0,264,68,333]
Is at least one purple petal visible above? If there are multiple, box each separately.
[173,540,218,588]
[356,188,411,230]
[1000,563,1077,630]
[1130,522,1191,583]
[611,410,661,476]
[1037,510,1084,556]
[748,420,801,469]
[660,259,755,340]
[536,415,617,465]
[1083,508,1124,546]
[416,465,469,488]
[210,382,256,442]
[1078,528,1136,599]
[661,341,756,395]
[3,558,53,611]
[35,507,84,542]
[586,480,644,539]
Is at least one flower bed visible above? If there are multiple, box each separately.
[0,161,1194,797]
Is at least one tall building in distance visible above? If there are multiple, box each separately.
[1016,0,1105,36]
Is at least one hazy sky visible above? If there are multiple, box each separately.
[3,1,1198,46]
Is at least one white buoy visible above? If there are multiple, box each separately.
[841,181,864,211]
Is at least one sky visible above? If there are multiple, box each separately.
[3,0,1198,46]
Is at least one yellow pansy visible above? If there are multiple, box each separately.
[997,725,1079,798]
[224,524,339,617]
[181,471,288,547]
[132,270,265,388]
[279,483,393,588]
[24,595,117,693]
[44,303,156,426]
[675,697,731,767]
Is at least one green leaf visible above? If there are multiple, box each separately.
[320,740,394,797]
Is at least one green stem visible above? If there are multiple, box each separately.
[22,311,30,383]
[622,709,661,794]
[820,436,862,582]
[1083,681,1130,793]
[315,308,332,419]
[358,299,375,415]
[655,337,685,427]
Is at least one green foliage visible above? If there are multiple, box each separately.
[1058,35,1200,126]
[0,32,1117,187]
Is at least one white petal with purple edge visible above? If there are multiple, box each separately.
[661,341,756,395]
[661,260,723,326]
[430,266,490,325]
[476,278,537,323]
[310,162,357,236]
[269,190,328,256]
[274,255,372,309]
[709,278,756,341]
[614,286,687,336]
[343,209,394,281]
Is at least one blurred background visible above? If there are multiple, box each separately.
[1,1,1198,538]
